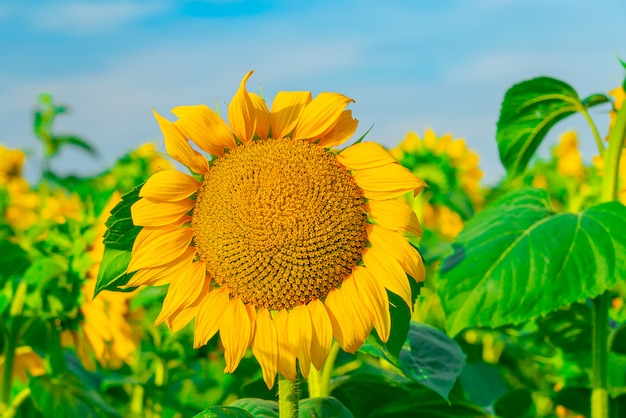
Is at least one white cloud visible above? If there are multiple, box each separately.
[26,1,169,34]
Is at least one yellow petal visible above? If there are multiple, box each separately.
[228,71,256,143]
[288,304,312,378]
[172,105,236,157]
[194,287,230,348]
[131,198,193,227]
[337,142,397,170]
[318,110,358,148]
[221,297,251,373]
[270,91,312,139]
[362,247,412,311]
[308,299,333,370]
[140,170,200,202]
[126,247,195,287]
[166,279,210,332]
[365,199,422,237]
[252,308,278,389]
[128,226,194,272]
[325,276,372,353]
[353,266,390,342]
[292,93,354,141]
[352,163,427,200]
[250,92,271,139]
[153,110,209,174]
[367,224,426,283]
[154,261,206,325]
[274,309,297,381]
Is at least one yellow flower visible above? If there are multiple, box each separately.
[126,71,426,388]
[421,203,464,239]
[0,346,45,383]
[553,131,584,179]
[66,194,140,370]
[0,146,26,186]
[608,86,625,137]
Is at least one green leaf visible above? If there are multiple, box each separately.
[398,323,466,400]
[94,248,136,296]
[553,387,591,417]
[103,183,143,251]
[22,257,65,285]
[0,240,29,283]
[439,188,626,336]
[458,362,508,408]
[535,302,592,352]
[52,135,98,157]
[493,389,535,418]
[496,77,605,177]
[193,406,254,418]
[229,398,279,417]
[610,323,626,354]
[299,397,353,418]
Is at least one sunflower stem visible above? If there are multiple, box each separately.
[318,342,341,398]
[579,104,605,154]
[591,85,626,418]
[278,375,299,418]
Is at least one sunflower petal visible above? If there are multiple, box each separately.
[194,287,229,348]
[292,93,354,141]
[154,261,206,325]
[153,110,209,174]
[270,91,312,139]
[362,248,412,311]
[131,198,193,227]
[366,199,422,237]
[139,170,200,202]
[126,247,195,287]
[172,105,236,157]
[252,308,278,389]
[353,266,390,342]
[128,226,194,272]
[274,309,297,381]
[288,304,312,378]
[318,110,358,148]
[250,92,271,139]
[352,163,427,200]
[308,299,333,370]
[325,276,372,353]
[228,71,256,143]
[337,142,397,170]
[221,297,251,373]
[367,224,426,283]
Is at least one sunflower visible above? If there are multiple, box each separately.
[125,71,426,388]
[0,346,45,383]
[608,85,625,138]
[391,129,483,240]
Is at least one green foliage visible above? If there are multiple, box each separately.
[496,77,607,177]
[439,188,626,336]
[299,397,353,418]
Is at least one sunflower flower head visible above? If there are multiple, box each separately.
[553,131,585,179]
[126,71,426,388]
[391,129,483,239]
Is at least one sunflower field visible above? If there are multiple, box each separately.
[1,64,625,418]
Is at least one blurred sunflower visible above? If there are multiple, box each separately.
[0,346,45,383]
[0,146,39,230]
[608,85,625,138]
[391,129,483,240]
[126,71,426,388]
[64,194,140,370]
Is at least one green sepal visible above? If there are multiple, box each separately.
[103,182,144,251]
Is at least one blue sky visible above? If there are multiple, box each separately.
[1,0,625,184]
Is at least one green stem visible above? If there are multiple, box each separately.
[591,88,626,418]
[278,375,299,418]
[1,332,17,407]
[318,342,341,398]
[579,105,605,154]
[3,387,31,418]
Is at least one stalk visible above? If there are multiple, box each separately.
[591,92,626,418]
[278,375,299,418]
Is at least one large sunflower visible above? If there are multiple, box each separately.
[126,71,426,388]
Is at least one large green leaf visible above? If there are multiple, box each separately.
[229,399,278,417]
[94,248,136,296]
[496,77,608,177]
[0,240,29,283]
[299,397,353,418]
[103,183,143,251]
[193,407,254,418]
[398,323,466,400]
[439,188,626,336]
